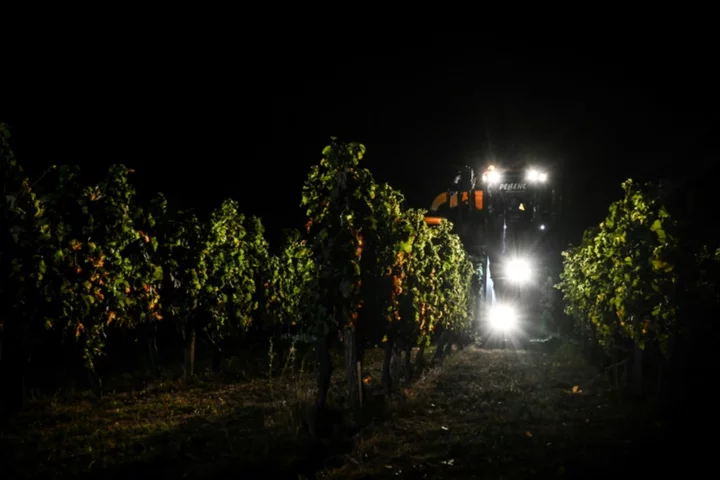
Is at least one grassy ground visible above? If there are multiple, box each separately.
[0,347,386,479]
[1,343,674,479]
[318,345,669,479]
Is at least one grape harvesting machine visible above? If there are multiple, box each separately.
[424,163,559,347]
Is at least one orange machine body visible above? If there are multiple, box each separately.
[426,190,483,226]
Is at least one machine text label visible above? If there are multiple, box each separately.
[498,183,527,191]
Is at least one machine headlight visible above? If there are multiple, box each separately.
[488,304,518,332]
[506,258,531,284]
[526,169,548,182]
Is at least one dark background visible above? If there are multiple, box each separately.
[1,33,716,249]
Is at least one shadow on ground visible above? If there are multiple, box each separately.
[0,349,394,480]
[318,346,692,479]
[3,346,708,479]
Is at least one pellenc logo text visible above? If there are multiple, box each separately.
[497,183,527,191]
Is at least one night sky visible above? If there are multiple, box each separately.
[2,36,715,249]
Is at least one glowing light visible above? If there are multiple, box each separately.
[488,304,518,332]
[482,165,502,184]
[506,258,531,284]
[540,224,546,230]
[526,168,548,183]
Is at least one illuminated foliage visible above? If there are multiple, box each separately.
[2,126,476,409]
[358,183,414,344]
[162,200,266,340]
[2,125,269,374]
[302,139,475,343]
[260,229,316,329]
[204,202,264,334]
[0,135,166,370]
[556,179,687,356]
[301,138,375,334]
[401,209,444,345]
[52,165,165,369]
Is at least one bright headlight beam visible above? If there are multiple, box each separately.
[506,258,531,284]
[488,304,517,332]
[527,169,548,182]
[488,170,501,183]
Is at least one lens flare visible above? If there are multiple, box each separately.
[488,304,517,332]
[506,258,531,284]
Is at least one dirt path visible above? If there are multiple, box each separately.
[318,346,667,479]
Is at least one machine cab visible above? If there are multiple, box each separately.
[425,166,487,255]
[480,164,555,230]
